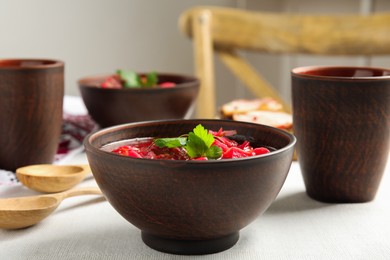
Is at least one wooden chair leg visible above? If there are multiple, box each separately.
[192,9,217,118]
[217,48,292,114]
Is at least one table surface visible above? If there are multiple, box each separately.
[1,151,390,260]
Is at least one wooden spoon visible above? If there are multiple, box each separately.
[16,164,91,193]
[0,187,102,229]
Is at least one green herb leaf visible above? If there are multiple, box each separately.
[192,124,214,148]
[153,124,223,160]
[143,71,158,87]
[185,124,222,159]
[185,132,209,158]
[206,145,223,159]
[116,70,141,88]
[154,137,187,148]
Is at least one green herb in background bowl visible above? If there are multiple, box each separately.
[101,70,175,89]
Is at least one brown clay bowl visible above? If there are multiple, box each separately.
[78,73,199,128]
[84,119,296,255]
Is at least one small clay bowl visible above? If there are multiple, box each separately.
[78,73,199,128]
[84,119,296,255]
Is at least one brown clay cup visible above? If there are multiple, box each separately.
[292,66,390,203]
[0,59,64,172]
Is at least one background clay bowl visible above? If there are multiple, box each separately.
[84,119,296,255]
[78,73,199,128]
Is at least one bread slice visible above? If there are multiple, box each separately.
[220,98,283,119]
[233,110,293,131]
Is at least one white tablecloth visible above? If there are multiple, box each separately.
[1,151,390,260]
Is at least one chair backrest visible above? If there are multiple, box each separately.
[179,6,390,118]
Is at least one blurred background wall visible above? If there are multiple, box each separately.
[1,0,389,113]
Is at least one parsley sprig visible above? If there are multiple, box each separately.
[154,124,222,160]
[116,70,158,88]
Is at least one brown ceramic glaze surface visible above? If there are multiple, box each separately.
[0,59,64,171]
[292,66,390,203]
[84,119,296,255]
[78,73,199,128]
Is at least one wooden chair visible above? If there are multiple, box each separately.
[179,6,390,118]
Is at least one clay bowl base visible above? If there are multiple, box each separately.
[305,190,375,204]
[141,232,239,255]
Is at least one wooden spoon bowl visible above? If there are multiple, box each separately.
[0,187,102,229]
[16,164,91,193]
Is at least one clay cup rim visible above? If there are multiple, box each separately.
[0,59,64,70]
[292,66,390,81]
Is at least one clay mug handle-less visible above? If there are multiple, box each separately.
[0,59,64,171]
[292,66,390,203]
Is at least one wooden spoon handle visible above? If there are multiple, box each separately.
[58,187,102,200]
